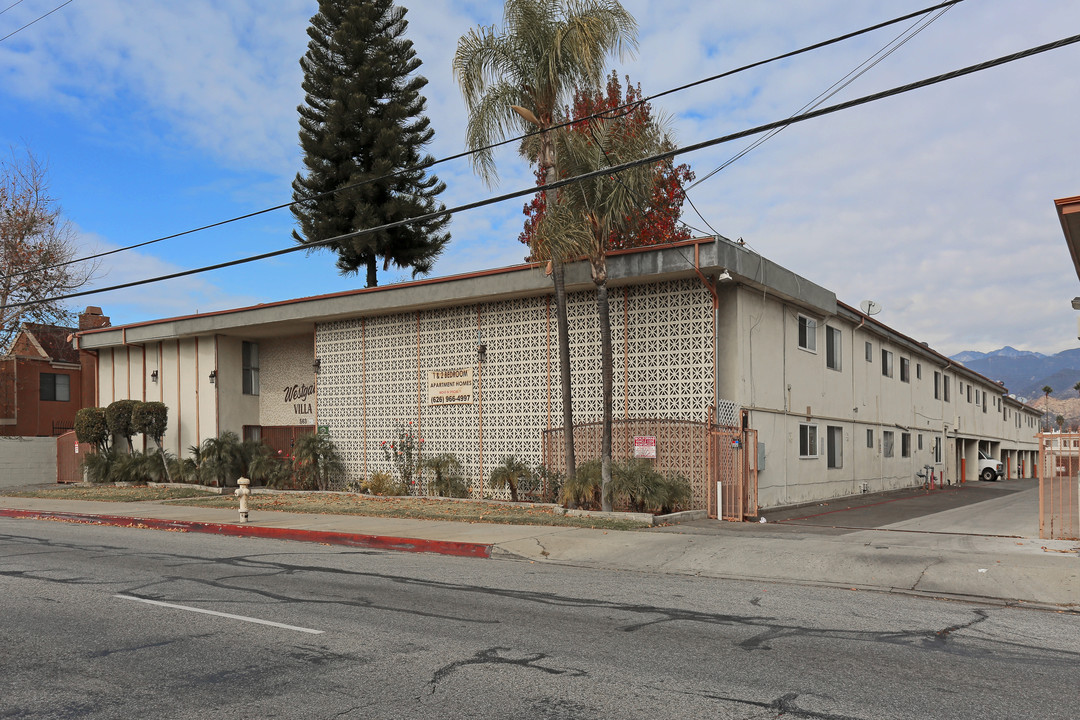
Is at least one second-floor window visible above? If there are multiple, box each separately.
[40,373,70,402]
[881,349,894,378]
[798,315,817,352]
[826,326,841,371]
[242,341,260,396]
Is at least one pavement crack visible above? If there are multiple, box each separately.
[910,557,942,591]
[930,609,990,645]
[700,691,868,720]
[534,537,550,557]
[428,647,586,694]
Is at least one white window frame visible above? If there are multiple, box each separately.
[883,430,895,458]
[881,349,894,378]
[799,423,819,458]
[798,315,817,353]
[826,326,842,371]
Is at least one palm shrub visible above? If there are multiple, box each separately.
[489,456,532,502]
[81,448,117,484]
[292,433,345,491]
[562,458,602,509]
[424,453,469,498]
[242,440,293,488]
[198,431,245,487]
[611,458,691,513]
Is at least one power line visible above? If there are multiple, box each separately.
[6,29,1077,312]
[678,1,956,243]
[0,0,73,43]
[0,0,29,16]
[687,3,955,192]
[2,0,966,283]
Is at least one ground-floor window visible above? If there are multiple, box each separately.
[883,431,895,458]
[866,428,874,449]
[901,432,911,458]
[827,426,843,468]
[799,424,818,458]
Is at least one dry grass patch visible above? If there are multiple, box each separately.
[2,485,218,502]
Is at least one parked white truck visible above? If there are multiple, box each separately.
[978,450,1004,481]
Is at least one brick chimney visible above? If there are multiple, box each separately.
[79,306,110,330]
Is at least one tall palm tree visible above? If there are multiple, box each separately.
[534,113,670,510]
[453,0,637,486]
[1042,385,1053,430]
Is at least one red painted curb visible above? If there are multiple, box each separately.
[0,508,492,559]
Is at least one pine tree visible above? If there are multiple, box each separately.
[291,0,450,288]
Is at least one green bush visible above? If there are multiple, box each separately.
[131,402,168,445]
[424,453,469,498]
[611,458,692,513]
[242,440,293,488]
[489,455,532,502]
[197,431,245,487]
[361,471,408,496]
[562,458,602,509]
[74,407,109,453]
[292,433,345,491]
[80,448,116,483]
[106,399,139,452]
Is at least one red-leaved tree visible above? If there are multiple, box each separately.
[519,72,695,257]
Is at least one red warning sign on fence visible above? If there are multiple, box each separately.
[633,436,656,459]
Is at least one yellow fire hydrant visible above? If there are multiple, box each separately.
[234,477,251,523]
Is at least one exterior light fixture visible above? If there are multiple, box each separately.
[313,357,321,373]
[717,269,733,282]
[150,370,158,383]
[477,343,487,362]
[209,370,217,384]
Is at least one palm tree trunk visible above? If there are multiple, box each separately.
[544,160,576,490]
[597,280,613,512]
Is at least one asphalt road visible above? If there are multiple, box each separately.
[2,517,1078,720]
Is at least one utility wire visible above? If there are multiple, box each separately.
[6,29,1077,312]
[1,0,966,283]
[0,0,73,43]
[0,0,29,16]
[688,3,954,192]
[679,1,955,242]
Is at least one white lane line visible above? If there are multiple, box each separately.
[114,595,324,634]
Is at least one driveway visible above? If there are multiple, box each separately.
[669,478,1042,539]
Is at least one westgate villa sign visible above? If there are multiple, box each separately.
[427,368,474,405]
[285,381,315,424]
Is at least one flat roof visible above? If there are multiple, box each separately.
[1056,195,1080,282]
[75,237,836,347]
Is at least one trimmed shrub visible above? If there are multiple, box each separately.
[132,401,168,446]
[106,399,139,452]
[74,407,109,453]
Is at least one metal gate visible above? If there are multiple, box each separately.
[1038,432,1080,540]
[56,430,90,484]
[708,426,758,521]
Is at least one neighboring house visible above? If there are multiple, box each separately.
[1,308,109,437]
[1056,194,1080,334]
[73,239,1040,515]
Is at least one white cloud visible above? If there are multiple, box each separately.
[4,0,1080,356]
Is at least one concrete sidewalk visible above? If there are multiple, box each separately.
[1,484,1078,609]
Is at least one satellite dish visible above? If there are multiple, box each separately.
[859,300,882,316]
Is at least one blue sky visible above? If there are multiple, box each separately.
[3,0,1080,353]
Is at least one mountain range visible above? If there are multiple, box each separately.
[950,346,1080,401]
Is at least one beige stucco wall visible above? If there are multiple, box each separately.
[727,285,1039,508]
[258,335,317,427]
